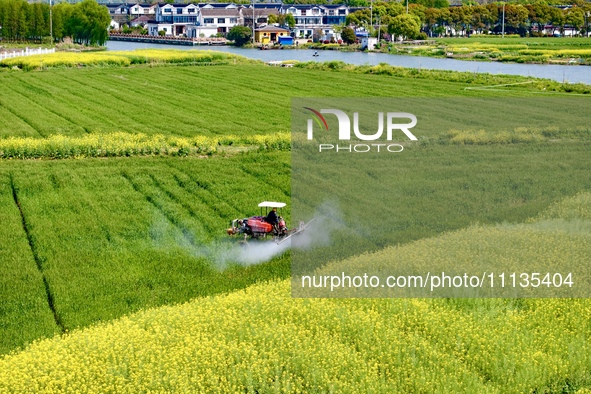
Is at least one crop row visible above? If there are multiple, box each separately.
[0,132,290,159]
[290,140,591,275]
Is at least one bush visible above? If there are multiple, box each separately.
[341,27,356,45]
[158,30,166,37]
[227,25,252,46]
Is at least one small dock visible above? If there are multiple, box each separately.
[109,33,228,46]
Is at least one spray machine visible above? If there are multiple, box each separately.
[227,201,314,245]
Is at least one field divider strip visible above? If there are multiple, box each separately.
[9,173,66,334]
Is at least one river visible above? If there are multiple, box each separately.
[106,41,591,85]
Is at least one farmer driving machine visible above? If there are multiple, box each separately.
[227,202,313,244]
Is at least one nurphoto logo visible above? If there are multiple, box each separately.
[304,107,418,153]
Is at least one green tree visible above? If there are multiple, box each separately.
[548,6,563,35]
[268,13,295,28]
[449,6,471,36]
[17,2,27,40]
[424,7,440,37]
[67,0,110,45]
[526,4,549,35]
[413,0,448,8]
[341,26,356,44]
[343,0,369,6]
[565,8,584,35]
[0,0,9,40]
[346,8,371,27]
[29,3,48,40]
[388,13,421,40]
[504,4,528,33]
[285,13,296,28]
[227,25,252,46]
[52,3,74,41]
[409,4,427,25]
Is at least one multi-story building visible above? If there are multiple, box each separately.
[148,3,199,37]
[282,4,349,40]
[199,7,242,35]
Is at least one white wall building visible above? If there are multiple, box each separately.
[149,3,199,37]
[199,8,242,34]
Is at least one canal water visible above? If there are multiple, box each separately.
[107,40,591,85]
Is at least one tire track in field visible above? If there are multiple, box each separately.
[8,77,90,133]
[0,97,45,138]
[9,173,66,334]
[121,172,205,248]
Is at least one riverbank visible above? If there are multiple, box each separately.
[105,41,591,84]
[254,36,591,66]
[2,47,590,94]
[376,36,591,66]
[105,34,591,66]
[109,33,228,46]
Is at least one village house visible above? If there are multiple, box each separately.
[243,3,282,31]
[198,7,242,35]
[148,3,199,37]
[255,25,290,44]
[106,4,130,28]
[129,3,156,18]
[282,4,345,40]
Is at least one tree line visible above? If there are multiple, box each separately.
[347,2,591,38]
[0,0,110,45]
